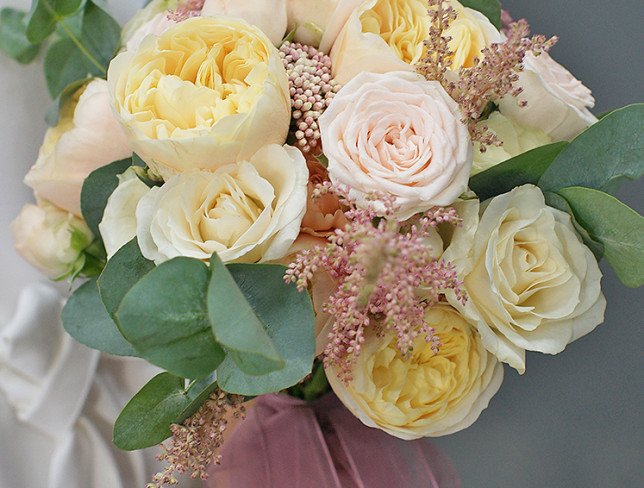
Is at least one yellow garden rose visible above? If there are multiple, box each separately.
[108,17,291,179]
[320,0,501,84]
[327,304,503,439]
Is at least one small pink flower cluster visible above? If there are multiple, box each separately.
[279,42,341,154]
[148,390,245,487]
[286,184,465,380]
[167,0,204,22]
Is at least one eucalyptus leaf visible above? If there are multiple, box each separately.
[0,8,41,64]
[470,142,568,201]
[539,104,644,194]
[208,254,284,376]
[117,257,226,379]
[62,278,137,356]
[557,187,644,288]
[26,0,84,44]
[97,239,155,318]
[459,0,501,29]
[80,158,133,237]
[215,263,315,396]
[113,373,189,450]
[44,37,98,98]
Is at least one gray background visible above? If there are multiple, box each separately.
[0,1,642,487]
[432,1,644,487]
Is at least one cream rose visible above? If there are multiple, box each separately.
[443,186,606,373]
[472,111,552,175]
[286,0,340,47]
[320,0,501,84]
[108,17,291,179]
[201,0,288,46]
[11,200,93,279]
[498,52,597,141]
[320,71,472,219]
[24,79,132,216]
[136,144,308,264]
[99,169,151,259]
[327,304,503,439]
[120,0,180,52]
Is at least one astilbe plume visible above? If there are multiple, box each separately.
[285,184,466,381]
[167,0,204,22]
[148,390,246,487]
[418,1,557,147]
[279,41,341,154]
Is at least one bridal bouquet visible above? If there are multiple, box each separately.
[3,0,642,486]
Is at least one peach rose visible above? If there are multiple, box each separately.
[301,160,347,236]
[319,71,472,219]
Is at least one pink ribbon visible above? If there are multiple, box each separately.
[206,393,460,488]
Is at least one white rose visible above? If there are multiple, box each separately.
[286,0,340,47]
[320,0,501,84]
[201,0,288,46]
[327,304,503,439]
[11,200,93,279]
[472,111,552,175]
[320,71,472,219]
[443,186,606,373]
[24,79,132,216]
[108,17,291,180]
[498,52,597,141]
[137,144,308,264]
[99,169,151,259]
[121,0,180,52]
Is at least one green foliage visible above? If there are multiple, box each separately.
[539,104,644,194]
[208,254,284,376]
[215,263,315,396]
[43,1,120,97]
[0,8,41,63]
[26,0,84,44]
[470,142,568,201]
[80,158,133,237]
[97,239,155,317]
[459,0,501,29]
[62,278,137,356]
[117,258,226,379]
[556,187,644,288]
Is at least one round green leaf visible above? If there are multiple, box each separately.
[539,104,644,194]
[117,257,225,379]
[557,186,644,288]
[62,278,137,356]
[0,8,41,64]
[215,263,315,396]
[97,238,155,318]
[208,253,284,377]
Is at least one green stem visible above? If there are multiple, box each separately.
[57,17,106,74]
[42,0,106,75]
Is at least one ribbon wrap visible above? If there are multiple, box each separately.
[207,392,460,488]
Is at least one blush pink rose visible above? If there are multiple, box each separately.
[319,71,472,219]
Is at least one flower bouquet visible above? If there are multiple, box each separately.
[3,0,642,486]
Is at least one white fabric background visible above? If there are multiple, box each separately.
[0,1,642,488]
[0,1,199,487]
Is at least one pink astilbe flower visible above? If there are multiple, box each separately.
[148,390,245,487]
[285,184,466,381]
[167,0,204,22]
[418,1,557,147]
[279,42,341,154]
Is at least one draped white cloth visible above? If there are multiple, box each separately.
[0,1,199,487]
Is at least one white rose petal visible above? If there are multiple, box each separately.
[99,169,151,259]
[443,186,606,373]
[136,144,308,264]
[498,52,597,141]
[201,0,288,46]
